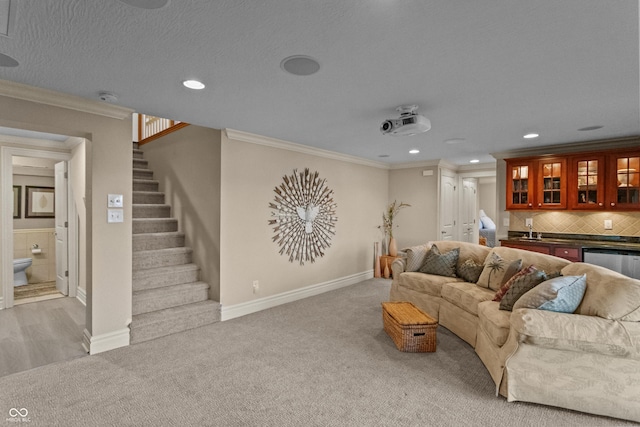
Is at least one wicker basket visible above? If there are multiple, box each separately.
[382,302,437,352]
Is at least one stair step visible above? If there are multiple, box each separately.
[132,204,171,219]
[130,300,221,344]
[133,179,159,192]
[133,263,200,291]
[133,158,148,169]
[133,247,192,270]
[133,168,153,179]
[133,231,185,252]
[133,218,178,234]
[133,191,165,205]
[132,281,210,316]
[133,149,144,159]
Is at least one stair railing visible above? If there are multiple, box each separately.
[137,114,189,146]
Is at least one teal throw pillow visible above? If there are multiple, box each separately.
[419,244,459,278]
[513,274,587,313]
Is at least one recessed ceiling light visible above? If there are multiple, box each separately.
[118,0,170,9]
[409,149,420,154]
[523,133,539,139]
[444,138,465,144]
[469,159,480,163]
[280,55,320,76]
[0,53,19,67]
[183,80,205,90]
[98,92,118,103]
[578,126,603,131]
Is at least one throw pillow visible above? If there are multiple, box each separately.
[418,244,459,277]
[492,264,536,302]
[477,252,523,291]
[499,269,548,311]
[513,274,587,313]
[404,243,432,272]
[457,259,485,283]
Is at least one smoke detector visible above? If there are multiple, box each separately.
[98,92,118,103]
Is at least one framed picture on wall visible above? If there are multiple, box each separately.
[25,186,55,218]
[12,186,21,219]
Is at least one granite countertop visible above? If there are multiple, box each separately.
[502,232,640,252]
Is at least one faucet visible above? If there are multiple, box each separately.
[528,224,533,239]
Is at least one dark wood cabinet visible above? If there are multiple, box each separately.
[568,153,606,210]
[506,160,535,210]
[500,240,582,262]
[608,150,640,210]
[506,157,567,210]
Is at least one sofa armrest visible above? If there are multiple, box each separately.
[510,308,640,360]
[391,257,407,278]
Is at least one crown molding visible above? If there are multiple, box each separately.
[492,135,640,160]
[0,79,134,120]
[224,129,390,169]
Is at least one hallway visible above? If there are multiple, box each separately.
[0,297,86,377]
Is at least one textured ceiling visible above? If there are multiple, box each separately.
[0,0,638,165]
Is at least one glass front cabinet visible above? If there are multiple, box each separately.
[537,157,567,209]
[506,160,535,209]
[568,154,605,210]
[609,151,640,210]
[506,157,567,210]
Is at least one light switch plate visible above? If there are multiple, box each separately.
[108,194,124,208]
[604,219,613,230]
[503,217,510,227]
[107,209,124,223]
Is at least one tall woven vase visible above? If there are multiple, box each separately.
[374,242,382,278]
[389,237,398,257]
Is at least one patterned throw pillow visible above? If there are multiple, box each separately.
[457,259,485,283]
[418,244,459,277]
[477,252,523,291]
[492,264,536,302]
[499,268,548,311]
[513,274,587,313]
[404,243,432,272]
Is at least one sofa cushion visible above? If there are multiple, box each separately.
[397,272,464,297]
[499,267,548,311]
[430,240,491,273]
[477,252,522,291]
[457,259,485,283]
[493,264,537,302]
[477,301,511,347]
[403,243,432,272]
[441,282,494,316]
[513,274,587,313]
[419,244,459,277]
[562,263,640,321]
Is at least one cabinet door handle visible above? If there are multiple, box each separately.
[538,203,542,207]
[610,202,616,207]
[528,203,532,207]
[598,202,603,207]
[563,250,569,254]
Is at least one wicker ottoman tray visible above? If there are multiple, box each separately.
[382,301,437,352]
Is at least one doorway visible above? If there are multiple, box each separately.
[2,141,80,310]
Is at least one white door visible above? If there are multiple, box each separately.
[439,174,456,240]
[55,161,68,295]
[461,178,478,243]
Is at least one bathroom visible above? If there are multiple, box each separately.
[12,156,61,304]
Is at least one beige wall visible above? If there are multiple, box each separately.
[388,166,439,248]
[220,132,388,307]
[0,93,132,352]
[140,125,221,300]
[14,228,56,283]
[478,178,497,222]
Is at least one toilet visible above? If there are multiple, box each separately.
[13,258,33,287]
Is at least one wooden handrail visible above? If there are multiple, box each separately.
[137,114,189,146]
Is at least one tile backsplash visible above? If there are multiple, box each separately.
[14,228,57,284]
[510,211,640,237]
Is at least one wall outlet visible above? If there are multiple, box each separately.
[604,219,613,230]
[108,194,124,208]
[107,209,124,223]
[525,218,533,227]
[252,280,259,294]
[503,217,510,227]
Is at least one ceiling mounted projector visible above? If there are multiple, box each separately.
[380,105,431,136]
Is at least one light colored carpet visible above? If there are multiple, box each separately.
[0,279,633,426]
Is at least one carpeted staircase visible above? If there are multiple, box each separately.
[130,148,220,344]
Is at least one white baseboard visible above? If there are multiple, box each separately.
[82,327,130,355]
[76,287,86,306]
[221,270,373,321]
[0,295,3,310]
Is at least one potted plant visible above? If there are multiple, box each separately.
[379,200,410,256]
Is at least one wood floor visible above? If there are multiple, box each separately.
[0,296,87,377]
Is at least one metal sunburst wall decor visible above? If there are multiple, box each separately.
[269,168,338,265]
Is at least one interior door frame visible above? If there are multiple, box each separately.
[1,145,76,308]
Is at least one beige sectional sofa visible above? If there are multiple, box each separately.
[390,240,640,423]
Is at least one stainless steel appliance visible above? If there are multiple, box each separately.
[583,248,640,280]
